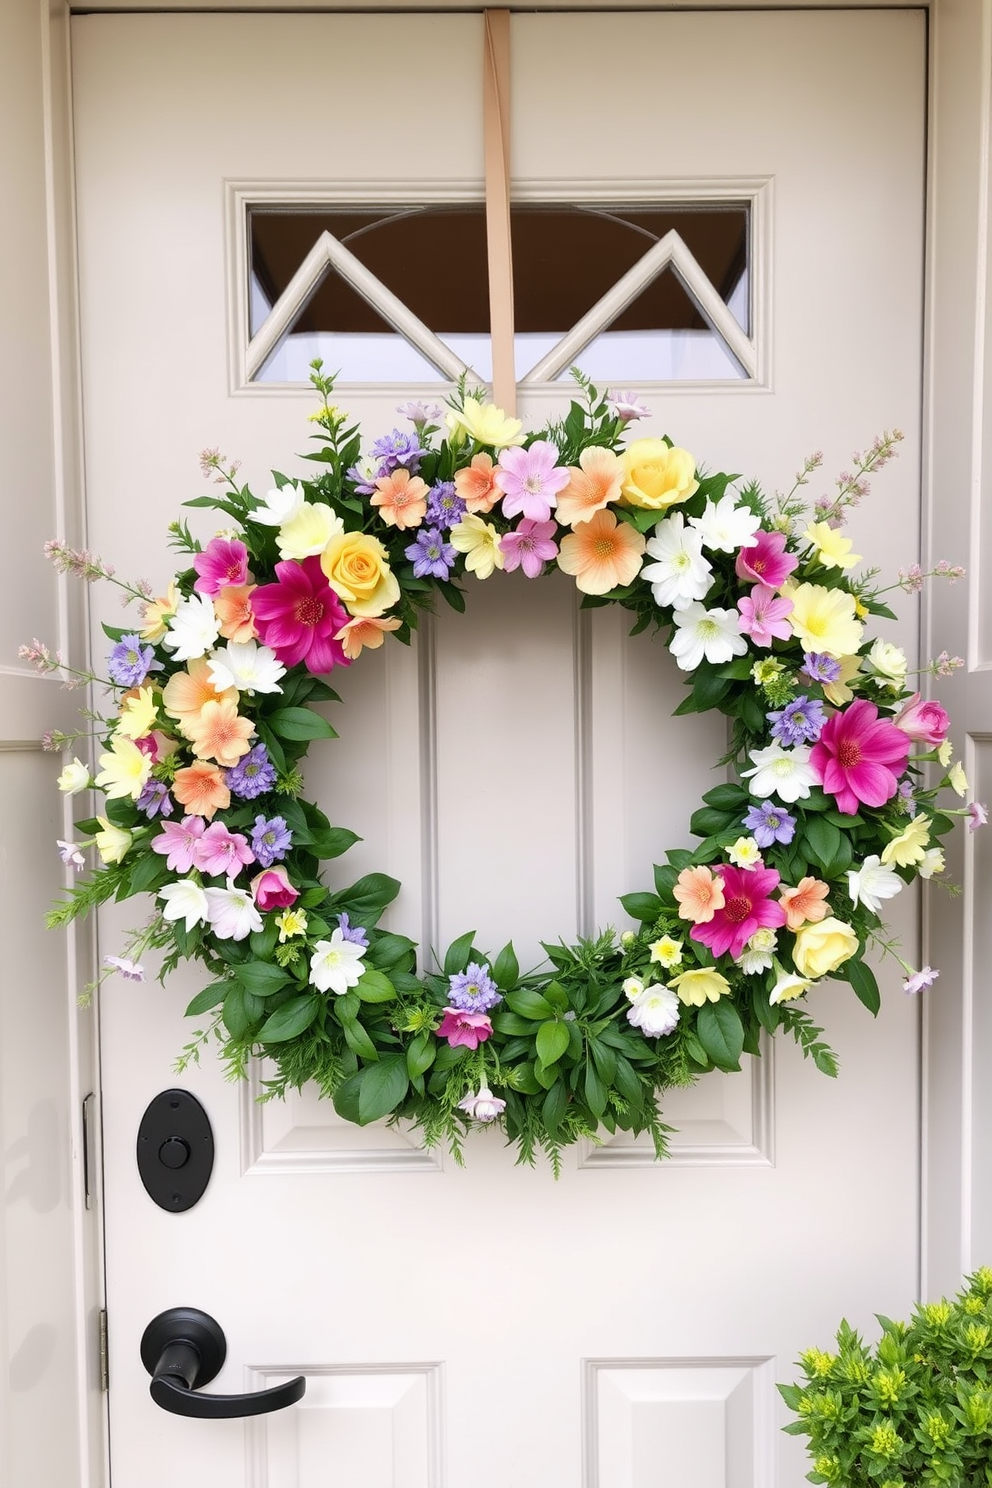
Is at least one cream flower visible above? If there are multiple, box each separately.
[620,439,698,511]
[919,847,946,879]
[94,817,132,865]
[446,399,524,449]
[622,976,645,1001]
[792,917,859,979]
[115,686,159,740]
[648,936,683,969]
[57,758,90,795]
[737,928,778,975]
[626,984,681,1037]
[449,514,505,580]
[158,879,210,933]
[667,968,732,1006]
[276,500,344,560]
[865,638,908,693]
[728,837,763,869]
[95,736,153,800]
[785,582,864,659]
[881,814,931,867]
[949,762,969,797]
[769,965,818,1005]
[803,521,862,570]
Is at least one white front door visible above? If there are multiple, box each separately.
[72,10,926,1486]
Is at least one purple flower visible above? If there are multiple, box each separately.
[742,799,797,847]
[137,778,174,819]
[425,482,466,530]
[447,962,502,1013]
[225,743,277,800]
[767,696,826,747]
[103,955,145,982]
[607,390,651,423]
[968,802,989,832]
[337,911,369,947]
[405,527,456,580]
[107,633,161,687]
[250,814,292,867]
[370,429,427,474]
[903,966,939,995]
[802,652,842,684]
[499,519,559,579]
[57,839,86,870]
[397,401,442,427]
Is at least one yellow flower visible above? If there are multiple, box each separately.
[949,762,968,797]
[881,814,931,867]
[275,908,309,943]
[619,439,699,511]
[446,399,524,449]
[140,581,179,642]
[95,736,153,800]
[57,758,90,794]
[666,967,732,1006]
[803,521,862,570]
[792,916,859,978]
[277,501,344,561]
[822,653,862,706]
[866,638,907,693]
[114,686,158,740]
[784,582,864,658]
[94,816,132,864]
[728,836,762,869]
[320,531,400,618]
[649,936,683,969]
[334,615,402,660]
[769,967,817,1005]
[448,514,505,579]
[938,741,953,766]
[752,658,785,686]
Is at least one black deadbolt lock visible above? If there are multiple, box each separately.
[136,1089,213,1211]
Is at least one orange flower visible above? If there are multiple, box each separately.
[183,698,254,767]
[555,447,624,526]
[370,469,429,529]
[334,615,402,660]
[214,584,257,642]
[172,760,231,819]
[162,656,238,736]
[779,876,831,931]
[454,453,501,514]
[673,865,726,923]
[556,508,645,595]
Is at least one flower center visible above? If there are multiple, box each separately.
[225,561,242,581]
[296,596,324,628]
[699,619,719,637]
[525,475,544,493]
[725,895,752,923]
[838,740,862,768]
[752,556,766,573]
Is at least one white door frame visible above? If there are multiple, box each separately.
[3,2,989,1483]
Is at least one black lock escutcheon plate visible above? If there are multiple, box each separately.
[137,1089,213,1212]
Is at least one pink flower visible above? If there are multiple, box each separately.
[250,864,299,911]
[968,802,988,831]
[810,698,912,815]
[151,815,207,872]
[499,519,559,578]
[903,966,939,995]
[193,821,255,879]
[435,1008,493,1049]
[494,441,570,523]
[251,555,352,675]
[735,529,798,588]
[737,584,794,646]
[457,1086,506,1122]
[193,537,250,596]
[690,864,786,961]
[893,692,951,746]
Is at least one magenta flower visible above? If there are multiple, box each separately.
[499,519,559,578]
[151,815,207,872]
[893,692,951,746]
[250,555,352,675]
[811,699,912,815]
[690,864,786,961]
[193,537,250,596]
[735,529,798,588]
[737,584,794,647]
[435,1008,493,1049]
[192,821,255,879]
[250,865,299,911]
[494,441,570,523]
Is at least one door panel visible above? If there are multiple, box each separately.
[71,11,926,1485]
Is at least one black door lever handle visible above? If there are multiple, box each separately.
[141,1307,305,1419]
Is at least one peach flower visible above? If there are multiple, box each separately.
[778,876,831,931]
[214,584,257,643]
[183,698,254,768]
[370,469,429,529]
[172,760,231,819]
[334,615,402,660]
[454,452,501,514]
[162,656,238,736]
[555,447,624,526]
[673,865,726,924]
[556,508,645,595]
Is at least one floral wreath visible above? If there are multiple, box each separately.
[31,366,985,1169]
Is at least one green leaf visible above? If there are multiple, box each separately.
[590,1041,617,1086]
[127,851,168,895]
[358,1054,409,1124]
[249,920,279,962]
[367,933,415,972]
[536,1020,570,1067]
[701,782,749,810]
[309,827,360,860]
[505,989,555,1020]
[266,707,338,741]
[845,959,881,1016]
[492,1012,539,1037]
[542,1081,568,1136]
[690,806,737,838]
[804,816,843,872]
[222,985,251,1040]
[185,981,228,1017]
[438,581,466,613]
[234,962,291,997]
[695,1000,745,1071]
[406,1033,435,1080]
[492,941,519,991]
[342,1019,379,1060]
[335,873,401,924]
[332,1070,363,1124]
[619,891,663,924]
[584,1064,608,1118]
[543,980,569,1011]
[257,994,320,1042]
[443,930,477,976]
[356,968,397,1003]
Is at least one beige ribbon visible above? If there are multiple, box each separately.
[483,9,515,416]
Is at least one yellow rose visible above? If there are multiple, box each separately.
[620,439,699,511]
[792,916,859,979]
[666,967,731,1006]
[320,532,400,618]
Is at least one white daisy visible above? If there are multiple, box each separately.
[309,930,367,995]
[741,742,818,803]
[626,983,680,1037]
[203,887,263,942]
[162,593,221,662]
[689,494,762,554]
[250,481,306,528]
[207,639,286,695]
[846,855,904,914]
[159,879,210,933]
[669,602,748,671]
[641,512,714,608]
